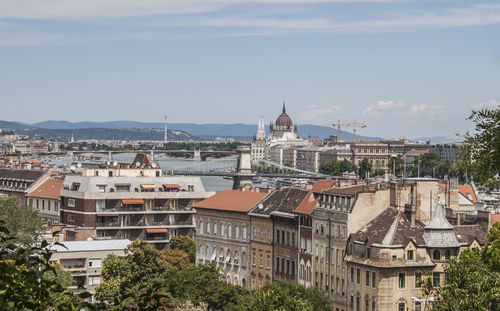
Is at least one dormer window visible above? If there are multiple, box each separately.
[433,250,440,261]
[407,250,414,261]
[445,250,451,260]
[366,247,371,258]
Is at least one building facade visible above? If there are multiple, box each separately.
[194,190,268,290]
[60,175,213,248]
[26,178,63,225]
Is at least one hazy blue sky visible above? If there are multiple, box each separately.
[0,0,499,138]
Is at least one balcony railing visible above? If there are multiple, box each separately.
[96,222,120,227]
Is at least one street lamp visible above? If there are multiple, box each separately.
[411,296,435,311]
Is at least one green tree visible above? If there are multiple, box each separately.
[0,223,93,310]
[422,223,500,310]
[244,281,331,311]
[0,197,43,244]
[170,236,196,263]
[460,107,500,187]
[358,158,372,179]
[320,159,356,176]
[159,248,191,269]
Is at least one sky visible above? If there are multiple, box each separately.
[0,0,499,139]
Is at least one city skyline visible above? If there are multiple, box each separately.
[0,0,499,138]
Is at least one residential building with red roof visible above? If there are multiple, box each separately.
[193,190,268,290]
[26,178,63,225]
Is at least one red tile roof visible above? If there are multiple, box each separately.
[458,185,477,203]
[193,190,268,213]
[296,180,336,215]
[26,178,63,200]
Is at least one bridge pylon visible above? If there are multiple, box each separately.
[233,146,255,190]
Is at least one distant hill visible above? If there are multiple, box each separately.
[29,120,382,141]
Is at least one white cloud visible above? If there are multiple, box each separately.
[298,105,341,123]
[471,99,499,110]
[361,100,446,118]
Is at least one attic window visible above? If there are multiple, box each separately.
[467,193,473,201]
[406,250,414,261]
[392,255,397,261]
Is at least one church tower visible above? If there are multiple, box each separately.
[256,116,266,141]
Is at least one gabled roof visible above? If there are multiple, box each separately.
[454,225,488,245]
[458,185,478,203]
[26,178,63,200]
[322,184,374,196]
[249,188,309,216]
[296,180,335,215]
[350,208,425,246]
[193,190,268,213]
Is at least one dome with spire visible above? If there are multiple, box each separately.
[275,101,293,129]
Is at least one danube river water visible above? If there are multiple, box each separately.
[46,153,235,192]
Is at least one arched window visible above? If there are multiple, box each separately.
[228,224,232,239]
[219,248,224,261]
[235,225,240,239]
[243,227,247,241]
[214,223,218,236]
[221,224,225,238]
[207,221,211,235]
[226,249,232,264]
[199,245,203,256]
[234,251,239,265]
[445,249,451,260]
[234,276,239,286]
[227,274,231,284]
[199,221,204,235]
[433,250,441,260]
[212,247,217,261]
[205,245,210,259]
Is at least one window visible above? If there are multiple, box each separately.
[291,261,295,275]
[214,223,217,236]
[366,247,371,258]
[97,185,106,193]
[187,185,194,191]
[96,200,105,211]
[365,270,370,287]
[407,250,414,261]
[433,272,440,288]
[356,269,360,284]
[276,257,280,271]
[398,303,405,311]
[252,252,256,266]
[350,268,354,282]
[372,272,376,288]
[235,226,239,239]
[243,227,247,241]
[116,184,130,192]
[414,302,421,311]
[108,171,113,177]
[398,273,405,289]
[68,198,75,207]
[281,258,285,272]
[445,249,451,260]
[433,250,440,260]
[415,271,422,288]
[221,224,225,238]
[199,221,204,235]
[267,255,270,269]
[227,224,232,239]
[88,276,101,286]
[259,253,263,267]
[71,183,80,191]
[89,258,102,268]
[372,301,376,311]
[286,259,290,274]
[276,230,280,243]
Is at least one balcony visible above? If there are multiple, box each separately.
[96,222,120,227]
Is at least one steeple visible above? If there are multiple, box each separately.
[282,100,286,113]
[256,116,266,141]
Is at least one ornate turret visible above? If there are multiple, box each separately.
[423,198,460,248]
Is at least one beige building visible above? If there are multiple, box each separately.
[345,203,488,311]
[26,178,63,225]
[352,141,390,171]
[50,239,131,298]
[247,211,274,290]
[194,190,268,290]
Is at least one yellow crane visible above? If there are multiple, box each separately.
[331,120,366,143]
[352,120,367,143]
[331,120,352,142]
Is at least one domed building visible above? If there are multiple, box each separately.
[269,101,298,140]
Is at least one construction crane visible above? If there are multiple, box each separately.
[352,120,367,143]
[331,120,352,142]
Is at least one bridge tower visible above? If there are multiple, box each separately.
[193,149,201,161]
[233,146,255,190]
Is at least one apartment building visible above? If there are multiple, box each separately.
[26,178,63,225]
[50,239,131,297]
[0,169,49,205]
[345,203,488,311]
[60,174,214,248]
[193,190,268,290]
[352,141,390,171]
